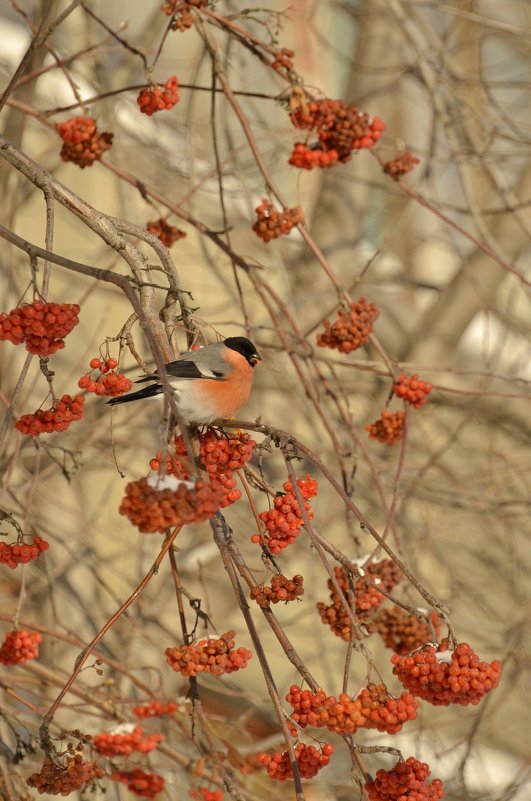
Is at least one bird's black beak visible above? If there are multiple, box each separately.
[250,352,262,366]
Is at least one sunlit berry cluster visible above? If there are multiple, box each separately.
[190,790,224,801]
[93,726,163,756]
[0,535,49,569]
[392,373,432,408]
[257,742,333,781]
[147,218,186,247]
[111,769,165,799]
[289,143,339,169]
[161,0,206,31]
[15,394,84,436]
[271,48,295,71]
[316,298,379,353]
[78,357,132,397]
[251,475,319,554]
[373,606,442,655]
[200,430,255,474]
[250,574,304,608]
[133,699,178,718]
[0,300,79,355]
[365,757,445,801]
[289,98,385,168]
[165,630,252,677]
[383,151,420,181]
[286,683,418,736]
[119,476,222,533]
[56,116,113,168]
[252,199,303,242]
[366,410,406,446]
[317,561,402,641]
[392,640,502,706]
[27,756,104,796]
[137,76,179,115]
[0,629,42,665]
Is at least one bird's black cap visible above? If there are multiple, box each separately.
[224,337,262,365]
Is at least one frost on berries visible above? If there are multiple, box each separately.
[27,756,104,796]
[93,726,163,756]
[365,756,445,801]
[383,150,420,181]
[78,357,132,397]
[392,373,432,408]
[161,0,207,31]
[252,199,303,242]
[0,535,49,569]
[165,631,252,677]
[0,629,42,665]
[137,76,179,115]
[250,574,304,607]
[0,300,79,355]
[366,410,406,446]
[147,218,186,247]
[15,395,84,436]
[372,606,442,655]
[317,298,379,353]
[56,117,113,168]
[251,475,319,554]
[392,640,502,706]
[111,769,165,799]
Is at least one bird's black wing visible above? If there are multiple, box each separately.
[135,359,223,384]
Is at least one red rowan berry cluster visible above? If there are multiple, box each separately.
[150,435,190,480]
[355,683,419,734]
[111,769,165,799]
[119,476,223,533]
[137,76,179,115]
[165,631,252,677]
[383,151,420,181]
[271,48,295,71]
[317,561,402,641]
[288,143,339,169]
[251,475,319,554]
[56,117,113,168]
[133,699,178,718]
[15,394,84,436]
[0,535,49,568]
[252,199,303,242]
[161,0,206,31]
[250,574,304,607]
[373,606,442,655]
[27,756,104,796]
[0,629,42,664]
[78,357,132,397]
[199,430,255,475]
[366,410,406,446]
[316,298,379,353]
[257,742,333,781]
[365,756,445,801]
[93,726,163,756]
[392,640,502,706]
[190,790,223,801]
[147,218,186,247]
[392,373,432,408]
[0,300,79,355]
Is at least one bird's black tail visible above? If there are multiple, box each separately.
[107,383,162,406]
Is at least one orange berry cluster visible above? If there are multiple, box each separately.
[289,143,339,169]
[0,300,79,355]
[15,394,84,436]
[286,683,418,736]
[165,630,252,677]
[147,218,186,247]
[365,757,445,801]
[366,410,406,446]
[0,535,49,569]
[250,574,304,608]
[252,199,303,242]
[316,297,379,353]
[200,430,255,474]
[271,48,295,71]
[133,699,178,718]
[392,640,501,707]
[190,790,224,801]
[161,0,206,31]
[111,769,165,799]
[251,475,319,554]
[257,742,333,781]
[27,756,104,796]
[119,476,223,533]
[392,373,432,408]
[93,726,163,756]
[56,116,113,168]
[383,151,420,181]
[317,561,402,641]
[373,606,442,655]
[0,629,42,664]
[150,435,190,480]
[137,76,179,115]
[78,357,132,397]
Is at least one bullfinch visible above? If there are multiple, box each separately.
[108,336,262,424]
